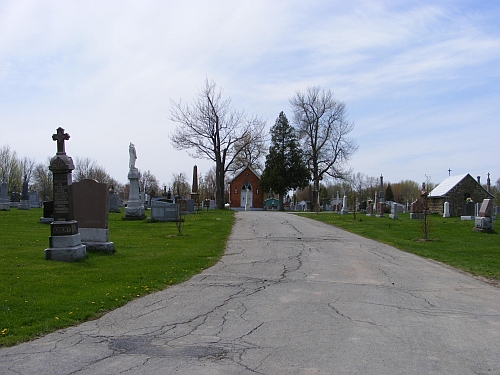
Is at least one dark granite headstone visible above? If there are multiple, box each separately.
[73,179,114,253]
[39,201,54,224]
[464,201,475,217]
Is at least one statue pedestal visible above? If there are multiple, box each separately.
[124,168,145,220]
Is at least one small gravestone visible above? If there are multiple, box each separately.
[18,175,31,210]
[29,191,39,208]
[461,199,475,221]
[186,199,195,213]
[39,200,54,224]
[108,186,122,213]
[0,176,9,211]
[108,192,121,213]
[366,201,373,216]
[376,202,385,218]
[389,202,398,219]
[341,195,349,214]
[73,179,114,253]
[44,128,86,262]
[410,199,424,219]
[9,186,19,208]
[148,199,180,222]
[474,199,494,232]
[360,200,367,213]
[443,201,450,218]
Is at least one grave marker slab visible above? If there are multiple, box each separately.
[39,200,54,224]
[148,199,180,222]
[0,176,9,211]
[389,202,398,219]
[73,179,114,253]
[108,192,121,213]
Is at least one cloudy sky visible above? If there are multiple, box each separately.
[1,0,499,187]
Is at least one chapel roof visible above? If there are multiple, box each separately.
[428,173,494,199]
[428,174,468,197]
[229,166,261,183]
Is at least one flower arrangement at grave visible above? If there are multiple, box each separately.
[465,197,473,203]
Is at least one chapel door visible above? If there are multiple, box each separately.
[240,181,252,207]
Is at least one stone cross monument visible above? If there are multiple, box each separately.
[44,127,86,261]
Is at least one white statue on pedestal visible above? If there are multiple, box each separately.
[129,142,137,170]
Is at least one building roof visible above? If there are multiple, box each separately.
[229,166,261,183]
[428,173,495,199]
[428,174,468,197]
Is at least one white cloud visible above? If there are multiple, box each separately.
[0,0,499,187]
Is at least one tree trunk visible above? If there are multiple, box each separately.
[279,192,285,211]
[215,162,225,209]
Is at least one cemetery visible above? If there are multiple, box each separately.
[0,127,499,350]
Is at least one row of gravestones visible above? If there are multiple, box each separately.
[40,179,114,253]
[0,178,41,211]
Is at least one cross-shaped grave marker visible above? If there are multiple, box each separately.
[52,127,70,154]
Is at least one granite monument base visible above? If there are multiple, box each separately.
[410,213,424,219]
[44,244,87,262]
[79,228,114,253]
[124,205,146,220]
[18,200,31,210]
[0,202,9,211]
[473,217,493,233]
[45,220,87,262]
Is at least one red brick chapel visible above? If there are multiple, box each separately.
[229,166,263,209]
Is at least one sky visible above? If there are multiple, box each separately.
[1,0,499,188]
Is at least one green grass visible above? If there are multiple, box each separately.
[296,212,499,281]
[0,208,234,347]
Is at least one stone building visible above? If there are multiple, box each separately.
[228,166,263,209]
[428,174,494,217]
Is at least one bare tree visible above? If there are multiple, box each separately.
[73,157,120,191]
[0,145,22,191]
[199,167,217,200]
[21,157,36,183]
[171,172,191,198]
[290,86,357,210]
[230,132,267,174]
[170,79,266,209]
[31,160,53,199]
[139,169,160,197]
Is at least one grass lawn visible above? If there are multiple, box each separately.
[0,208,234,347]
[296,211,499,282]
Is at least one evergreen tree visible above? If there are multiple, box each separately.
[260,112,310,211]
[385,183,395,202]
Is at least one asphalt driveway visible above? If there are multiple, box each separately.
[1,211,499,374]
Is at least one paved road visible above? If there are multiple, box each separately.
[1,212,499,374]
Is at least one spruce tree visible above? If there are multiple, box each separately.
[385,183,394,202]
[260,112,310,210]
